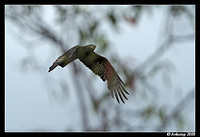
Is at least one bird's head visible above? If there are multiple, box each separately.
[85,44,96,51]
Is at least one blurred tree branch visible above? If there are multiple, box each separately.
[134,6,194,77]
[156,87,195,131]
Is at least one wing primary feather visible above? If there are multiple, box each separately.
[118,79,129,95]
[113,88,120,103]
[116,78,129,100]
[118,84,129,100]
[116,86,125,104]
[110,89,114,98]
[48,59,63,72]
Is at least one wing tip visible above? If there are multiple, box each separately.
[48,65,57,72]
[48,69,52,72]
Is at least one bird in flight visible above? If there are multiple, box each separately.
[48,44,129,103]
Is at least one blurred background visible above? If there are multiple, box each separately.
[5,5,195,132]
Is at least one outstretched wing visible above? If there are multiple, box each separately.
[48,45,79,72]
[79,52,129,104]
[103,58,129,104]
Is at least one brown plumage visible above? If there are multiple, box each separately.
[48,44,129,103]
